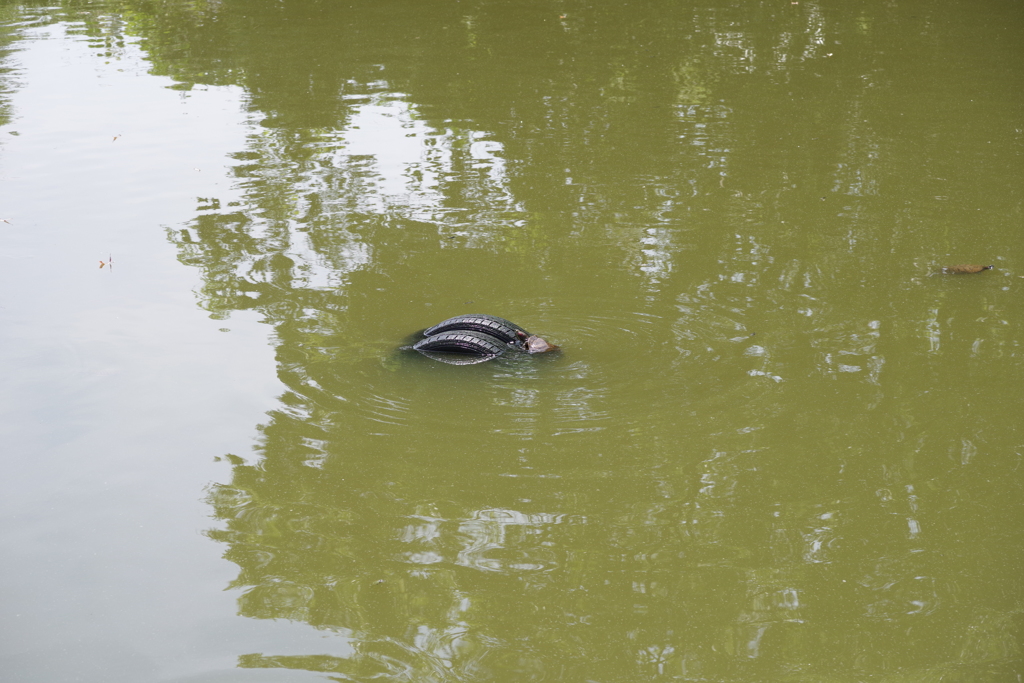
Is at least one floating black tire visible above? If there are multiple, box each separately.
[423,314,529,345]
[413,329,509,356]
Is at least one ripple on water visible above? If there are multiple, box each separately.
[455,508,561,573]
[361,391,415,427]
[308,298,781,444]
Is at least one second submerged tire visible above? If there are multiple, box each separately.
[413,329,510,356]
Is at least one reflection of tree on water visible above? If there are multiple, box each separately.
[36,0,1019,678]
[206,411,764,679]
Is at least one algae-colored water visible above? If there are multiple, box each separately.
[1,1,1022,681]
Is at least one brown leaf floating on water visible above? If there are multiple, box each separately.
[941,264,993,274]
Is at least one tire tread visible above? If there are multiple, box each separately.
[414,329,509,355]
[423,314,529,344]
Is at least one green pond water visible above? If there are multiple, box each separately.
[1,1,1022,681]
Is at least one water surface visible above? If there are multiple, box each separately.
[1,1,1022,681]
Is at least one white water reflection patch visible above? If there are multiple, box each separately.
[334,97,518,221]
[456,508,560,573]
